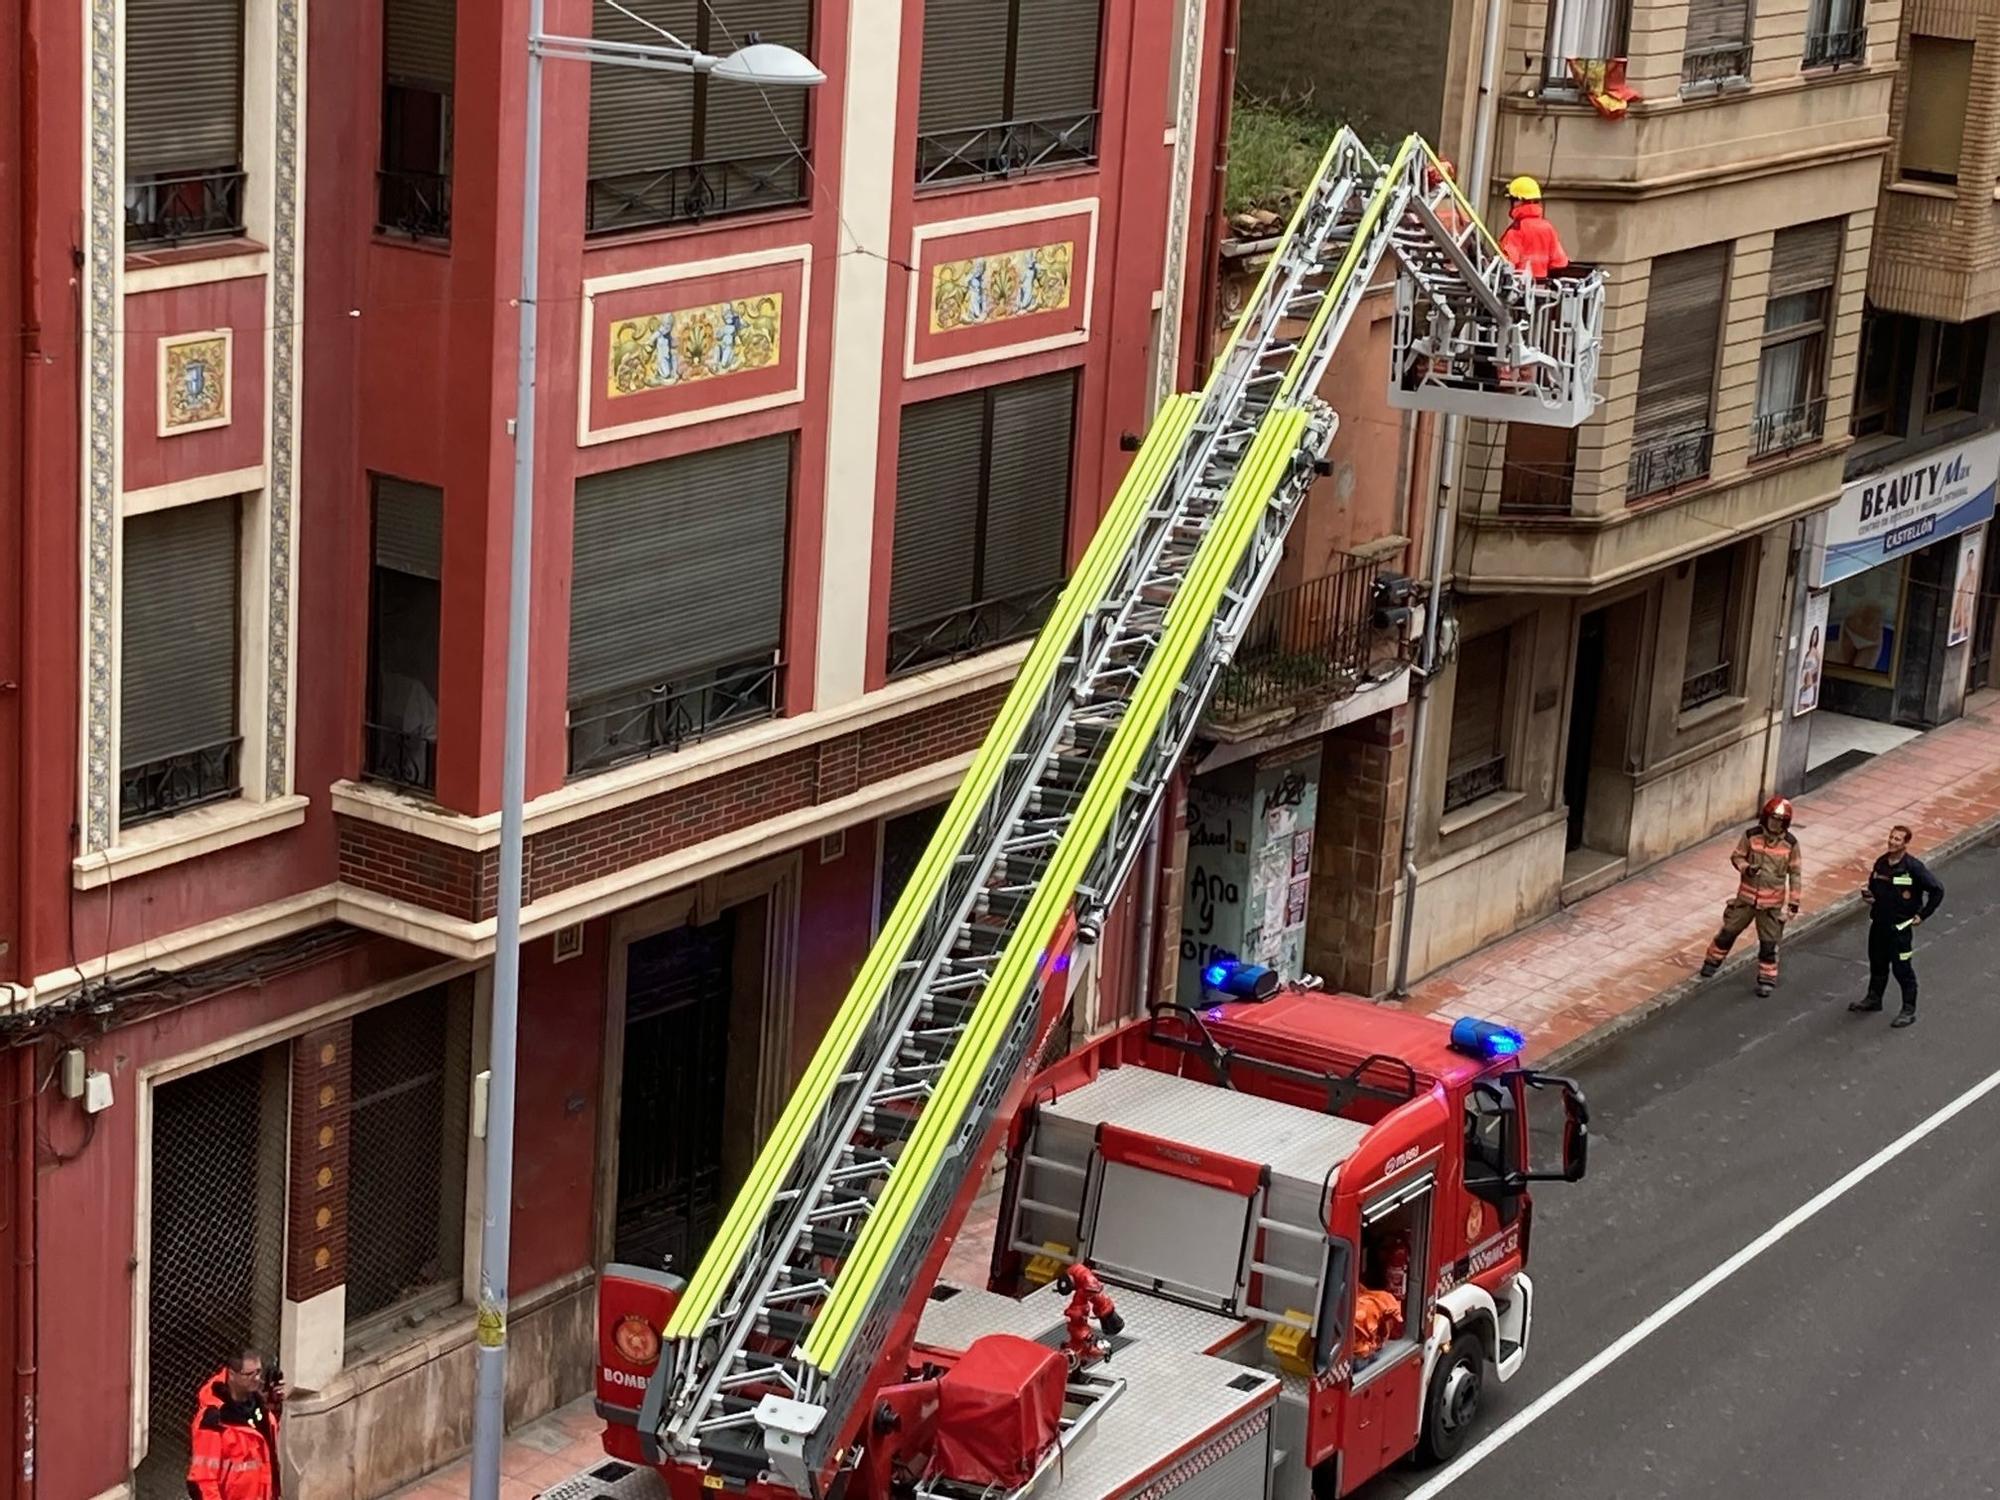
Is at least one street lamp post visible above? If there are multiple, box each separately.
[469,11,822,1497]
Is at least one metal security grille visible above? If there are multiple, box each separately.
[138,1047,288,1500]
[346,983,472,1333]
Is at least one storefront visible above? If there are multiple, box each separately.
[1796,433,1997,746]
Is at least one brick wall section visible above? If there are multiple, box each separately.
[338,685,1012,920]
[286,1020,352,1302]
[1306,705,1410,995]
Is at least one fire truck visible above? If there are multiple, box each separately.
[550,128,1604,1500]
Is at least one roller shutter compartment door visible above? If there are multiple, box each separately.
[373,477,444,580]
[1768,219,1842,300]
[980,371,1075,604]
[588,0,699,184]
[125,0,245,176]
[384,0,457,87]
[121,499,240,769]
[917,0,1010,139]
[889,391,987,630]
[1010,0,1103,123]
[702,0,812,178]
[1631,244,1727,446]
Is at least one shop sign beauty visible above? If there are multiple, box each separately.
[1813,432,2000,587]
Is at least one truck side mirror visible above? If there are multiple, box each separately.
[1519,1072,1589,1184]
[1462,1080,1520,1218]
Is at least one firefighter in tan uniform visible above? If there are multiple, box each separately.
[1699,796,1803,998]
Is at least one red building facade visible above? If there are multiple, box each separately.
[0,0,1231,1495]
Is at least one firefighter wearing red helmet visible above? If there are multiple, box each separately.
[1700,795,1803,997]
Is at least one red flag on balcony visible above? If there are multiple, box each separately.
[1567,56,1640,119]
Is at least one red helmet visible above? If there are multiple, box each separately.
[1760,795,1794,827]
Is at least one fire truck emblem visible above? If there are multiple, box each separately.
[1467,1203,1484,1240]
[613,1313,662,1368]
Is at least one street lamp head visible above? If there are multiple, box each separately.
[706,40,825,87]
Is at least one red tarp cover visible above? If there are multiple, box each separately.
[932,1334,1067,1487]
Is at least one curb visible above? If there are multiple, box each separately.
[1536,813,2000,1074]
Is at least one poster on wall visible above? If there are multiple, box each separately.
[1795,589,1829,716]
[1825,565,1905,683]
[1812,431,2000,588]
[1949,526,1985,648]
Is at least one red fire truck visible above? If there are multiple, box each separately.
[578,975,1586,1500]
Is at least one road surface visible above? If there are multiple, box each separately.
[1364,832,2000,1499]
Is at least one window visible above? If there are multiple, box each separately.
[586,0,812,235]
[1681,548,1738,709]
[379,0,456,238]
[1542,0,1629,87]
[345,983,472,1341]
[889,371,1077,678]
[1901,37,1973,185]
[1682,0,1752,87]
[1803,0,1865,67]
[1628,245,1726,500]
[917,0,1103,185]
[1929,318,1990,419]
[1499,421,1578,514]
[877,803,946,930]
[1753,220,1839,458]
[1355,1181,1431,1381]
[124,0,247,245]
[120,498,241,828]
[1444,629,1509,813]
[1852,310,1918,439]
[366,478,443,792]
[568,435,791,775]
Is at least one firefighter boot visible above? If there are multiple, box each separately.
[1848,992,1884,1013]
[1700,958,1721,979]
[1891,1001,1917,1029]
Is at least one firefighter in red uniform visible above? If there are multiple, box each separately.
[1700,796,1803,997]
[1498,177,1569,280]
[187,1348,285,1500]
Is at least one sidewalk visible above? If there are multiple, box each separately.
[403,695,2000,1497]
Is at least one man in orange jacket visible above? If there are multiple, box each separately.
[187,1347,286,1499]
[1498,176,1569,280]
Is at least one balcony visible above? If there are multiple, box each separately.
[1498,455,1577,516]
[120,739,241,828]
[125,167,247,248]
[1679,658,1734,711]
[915,111,1101,188]
[363,722,438,795]
[376,168,452,241]
[1204,555,1403,731]
[1803,25,1867,69]
[567,654,784,777]
[584,151,808,237]
[1626,429,1714,502]
[887,584,1062,680]
[1751,395,1827,460]
[1679,42,1752,94]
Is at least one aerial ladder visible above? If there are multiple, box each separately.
[632,130,1605,1496]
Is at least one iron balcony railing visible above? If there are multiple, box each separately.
[886,583,1064,680]
[1627,428,1714,502]
[120,739,241,827]
[1803,24,1866,66]
[362,722,439,793]
[1752,394,1828,459]
[1680,659,1733,711]
[1207,553,1391,723]
[376,168,452,240]
[1681,41,1752,87]
[1444,753,1508,813]
[126,167,248,247]
[1498,459,1576,515]
[567,653,783,777]
[584,151,807,236]
[915,110,1101,187]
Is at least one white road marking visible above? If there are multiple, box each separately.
[1406,1060,2000,1499]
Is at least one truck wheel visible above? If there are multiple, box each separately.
[1417,1328,1485,1466]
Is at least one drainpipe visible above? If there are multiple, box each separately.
[1130,822,1161,1024]
[12,1046,36,1500]
[1194,0,1245,378]
[1392,0,1507,997]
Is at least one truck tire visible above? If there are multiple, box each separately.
[1417,1328,1485,1466]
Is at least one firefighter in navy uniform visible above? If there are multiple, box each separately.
[187,1348,285,1500]
[1700,796,1803,997]
[1851,823,1944,1028]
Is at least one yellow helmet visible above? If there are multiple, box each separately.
[1506,175,1544,202]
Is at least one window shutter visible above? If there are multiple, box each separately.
[917,0,1010,138]
[373,477,444,581]
[890,391,987,630]
[1011,0,1103,122]
[1448,631,1507,771]
[124,0,245,177]
[1632,244,1727,444]
[122,499,240,767]
[385,0,456,87]
[569,435,790,704]
[1768,220,1841,299]
[980,372,1075,603]
[1686,551,1734,674]
[701,0,812,168]
[1683,0,1751,52]
[1902,37,1972,180]
[588,0,699,184]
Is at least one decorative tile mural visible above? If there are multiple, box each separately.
[928,241,1075,334]
[160,331,232,432]
[606,294,784,398]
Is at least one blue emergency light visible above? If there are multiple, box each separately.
[1201,958,1280,1002]
[1449,1016,1525,1059]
